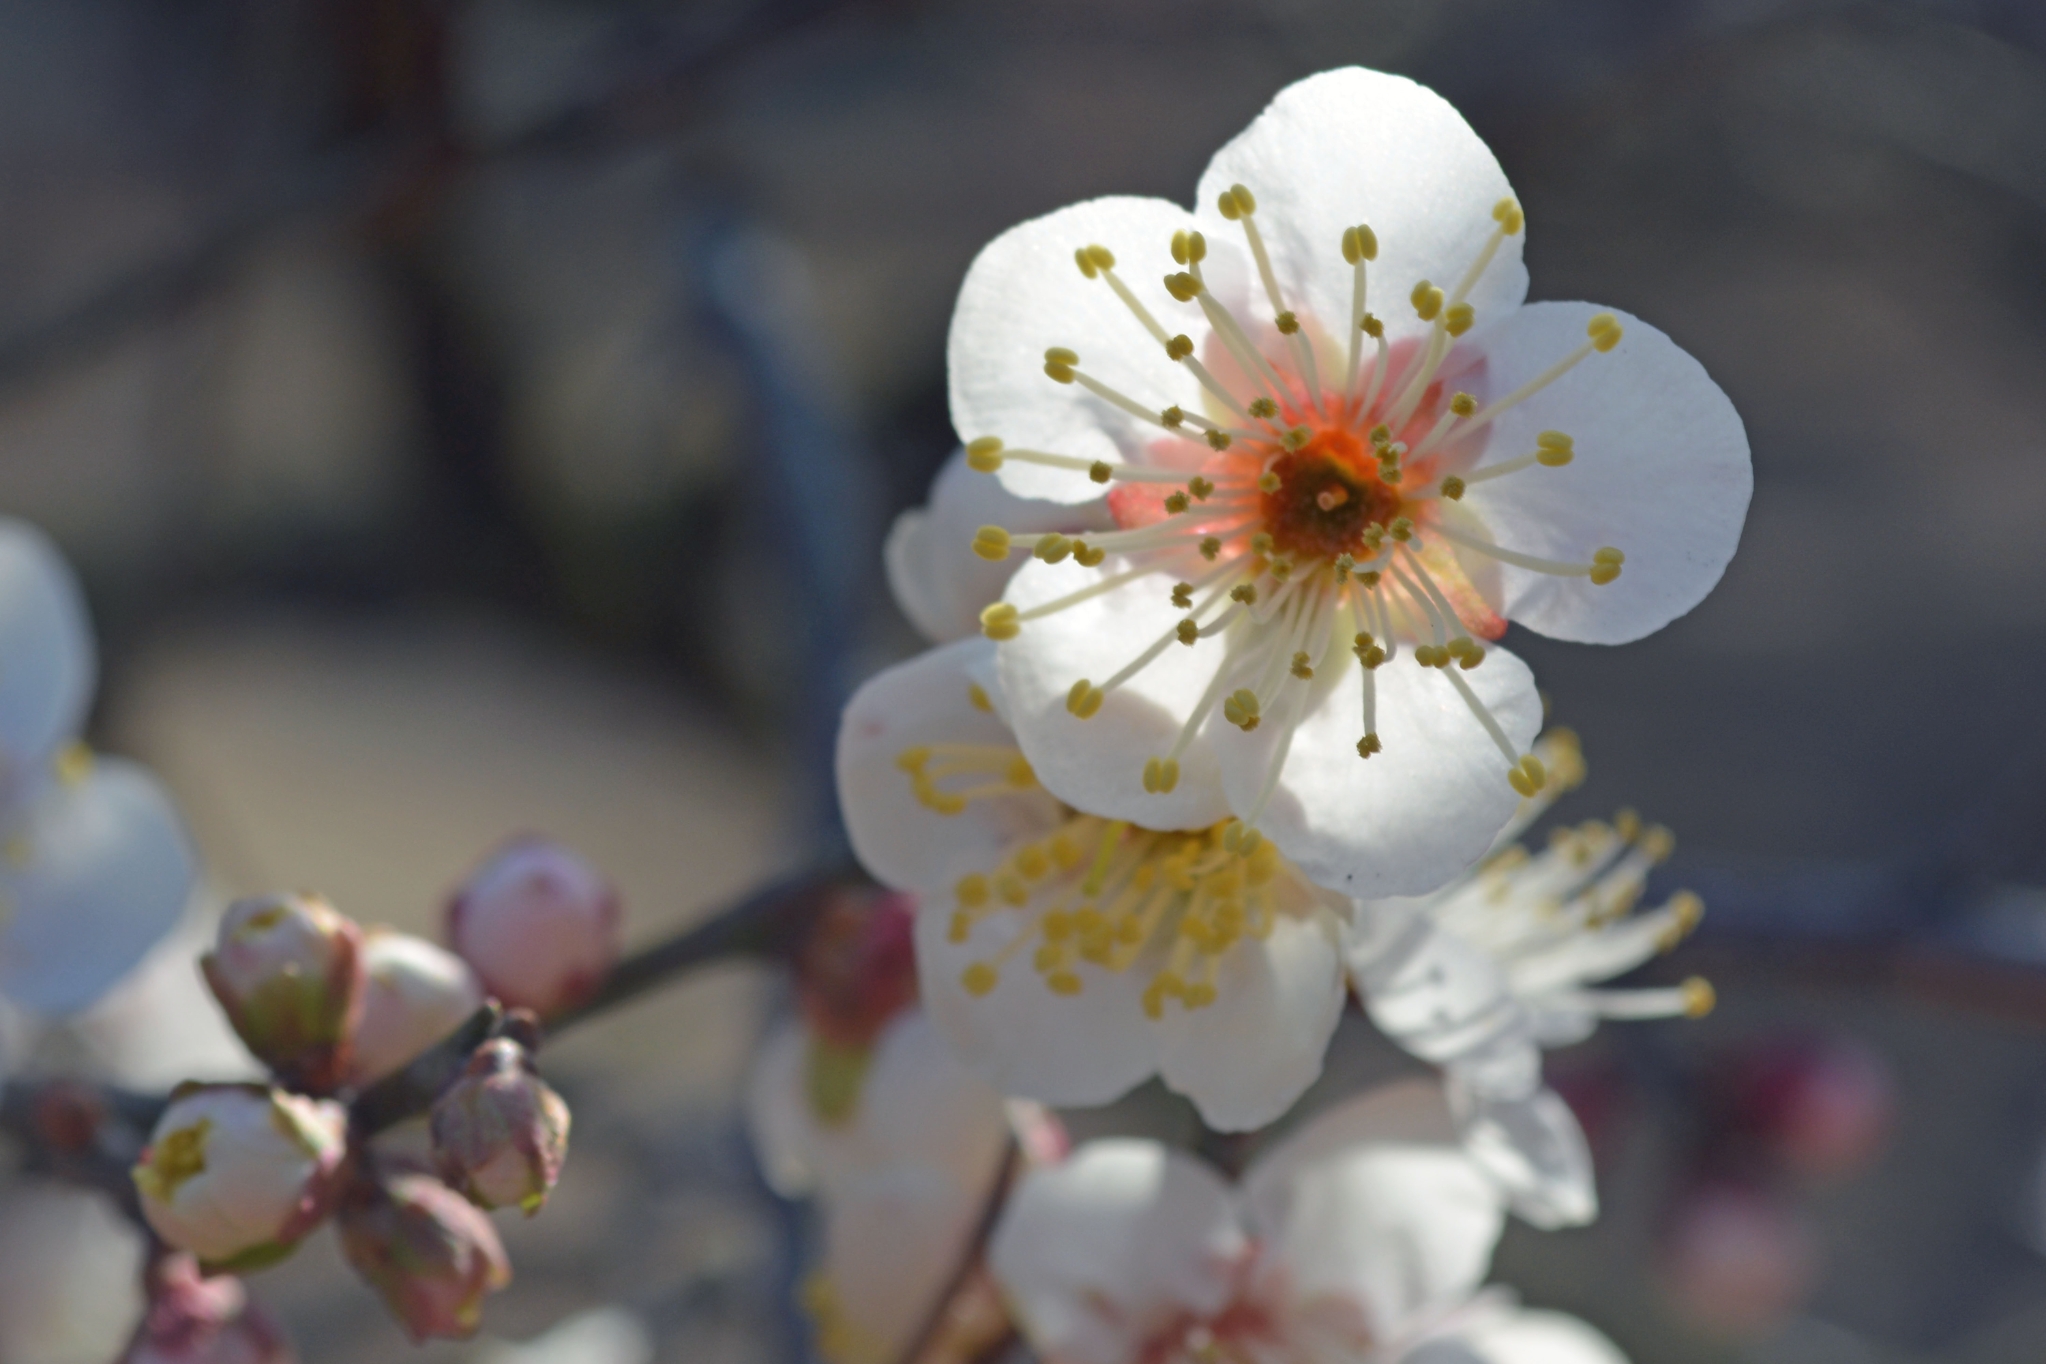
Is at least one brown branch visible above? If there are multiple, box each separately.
[894,1137,1021,1364]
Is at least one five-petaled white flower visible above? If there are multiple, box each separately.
[990,1078,1630,1364]
[947,67,1750,898]
[837,638,1349,1131]
[1347,729,1711,1228]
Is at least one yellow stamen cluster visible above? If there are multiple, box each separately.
[897,742,1037,816]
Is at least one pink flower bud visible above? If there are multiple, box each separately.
[430,1038,571,1215]
[446,837,620,1016]
[132,1085,347,1272]
[346,930,484,1088]
[202,894,366,1094]
[795,886,918,1050]
[337,1171,510,1342]
[123,1254,296,1364]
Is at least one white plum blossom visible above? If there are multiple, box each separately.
[945,67,1749,898]
[747,1007,1011,1364]
[886,446,1115,643]
[0,518,196,1016]
[1347,729,1711,1227]
[989,1078,1630,1364]
[837,638,1349,1131]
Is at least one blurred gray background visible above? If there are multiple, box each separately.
[4,0,2046,1361]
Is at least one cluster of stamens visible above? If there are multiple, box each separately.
[962,184,1633,843]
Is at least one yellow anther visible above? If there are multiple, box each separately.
[1073,543,1107,567]
[1014,844,1049,880]
[980,602,1021,641]
[1508,765,1539,798]
[961,963,999,996]
[1185,231,1206,262]
[1360,313,1384,338]
[1188,476,1214,500]
[1356,569,1381,588]
[1668,890,1705,936]
[956,873,990,907]
[1162,406,1186,428]
[1613,807,1642,842]
[1388,516,1415,542]
[1089,461,1112,485]
[1444,303,1475,336]
[1042,910,1074,941]
[1588,563,1620,585]
[1642,825,1677,862]
[1230,183,1256,215]
[1044,352,1078,383]
[1033,942,1063,972]
[1165,334,1195,361]
[1157,758,1180,793]
[1357,732,1383,759]
[1175,619,1198,646]
[1412,645,1443,668]
[1050,834,1082,870]
[1594,547,1625,565]
[1169,582,1194,609]
[1198,536,1222,560]
[1075,247,1099,279]
[1034,533,1072,563]
[1085,244,1115,270]
[1368,424,1392,446]
[896,746,931,772]
[1681,977,1716,1018]
[1352,630,1375,652]
[1535,439,1574,468]
[965,435,1004,471]
[1458,645,1486,670]
[949,910,971,942]
[1066,679,1105,719]
[1520,753,1546,789]
[996,873,1030,907]
[1587,313,1623,352]
[1283,426,1311,450]
[1164,491,1190,514]
[972,525,1012,561]
[1268,558,1293,581]
[1449,392,1477,417]
[1412,281,1444,321]
[1046,971,1083,997]
[1536,429,1573,452]
[1171,230,1190,264]
[1290,651,1314,680]
[1007,755,1036,787]
[1492,198,1524,234]
[1248,396,1277,418]
[1163,272,1200,302]
[1440,475,1466,500]
[967,682,993,713]
[1275,310,1299,335]
[1341,223,1379,263]
[1221,689,1261,732]
[1229,583,1258,605]
[1252,533,1275,556]
[1206,430,1231,451]
[1258,471,1282,493]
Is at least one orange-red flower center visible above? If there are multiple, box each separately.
[1258,427,1404,562]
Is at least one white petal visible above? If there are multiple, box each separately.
[1347,911,1528,1067]
[915,898,1157,1109]
[1155,914,1344,1132]
[823,1163,984,1364]
[991,1140,1246,1364]
[885,448,1115,643]
[949,197,1208,504]
[997,557,1232,829]
[1195,68,1527,352]
[1412,1308,1631,1364]
[0,758,195,1015]
[1462,302,1751,644]
[0,520,94,801]
[1449,1078,1597,1230]
[1242,1077,1461,1212]
[836,638,1064,895]
[742,1018,820,1197]
[855,1010,1011,1194]
[1213,650,1538,896]
[1241,1091,1504,1342]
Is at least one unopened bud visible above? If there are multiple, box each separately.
[123,1253,296,1364]
[133,1085,347,1272]
[795,886,918,1050]
[431,1039,571,1215]
[338,1171,510,1342]
[202,893,365,1094]
[347,930,485,1088]
[446,838,621,1017]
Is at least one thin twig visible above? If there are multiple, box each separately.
[894,1137,1021,1364]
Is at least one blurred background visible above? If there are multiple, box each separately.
[3,0,2046,1360]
